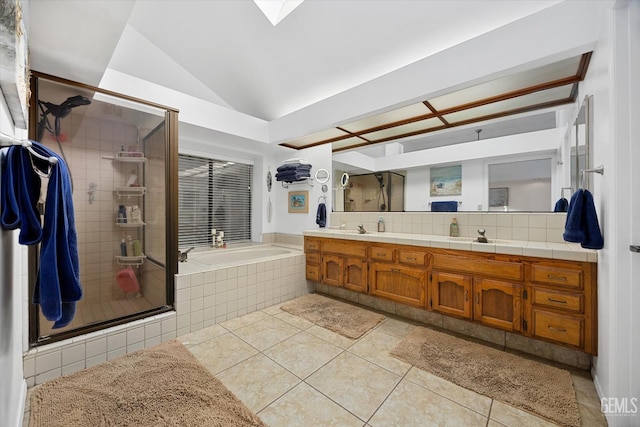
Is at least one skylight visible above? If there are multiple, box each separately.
[253,0,304,26]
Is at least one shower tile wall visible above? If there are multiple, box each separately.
[38,113,151,334]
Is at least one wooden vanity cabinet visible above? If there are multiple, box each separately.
[526,260,596,354]
[430,271,472,318]
[320,240,368,293]
[303,236,597,354]
[305,238,321,281]
[369,244,427,307]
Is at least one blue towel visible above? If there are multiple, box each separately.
[316,202,326,228]
[431,201,458,212]
[276,163,312,172]
[1,142,82,328]
[563,190,585,242]
[553,197,569,212]
[562,189,603,249]
[1,146,43,244]
[580,190,604,249]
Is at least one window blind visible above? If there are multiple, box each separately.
[178,154,252,248]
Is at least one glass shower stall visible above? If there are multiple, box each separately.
[28,72,178,345]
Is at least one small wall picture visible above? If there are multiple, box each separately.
[288,191,309,213]
[489,187,509,207]
[430,165,462,196]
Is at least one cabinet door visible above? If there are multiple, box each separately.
[370,263,425,307]
[344,257,367,293]
[431,271,472,319]
[322,255,343,287]
[474,279,522,332]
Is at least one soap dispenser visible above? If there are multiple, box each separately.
[450,217,459,237]
[378,217,385,232]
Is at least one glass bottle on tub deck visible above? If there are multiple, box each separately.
[378,217,385,232]
[450,217,459,237]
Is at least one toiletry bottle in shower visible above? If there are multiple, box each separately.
[118,205,127,223]
[120,239,127,256]
[126,235,134,256]
[378,217,385,232]
[133,239,142,256]
[450,217,459,237]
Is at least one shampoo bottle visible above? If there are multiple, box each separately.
[450,217,459,237]
[120,239,127,256]
[126,235,134,256]
[378,217,385,232]
[132,239,142,256]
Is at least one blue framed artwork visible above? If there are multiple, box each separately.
[430,165,462,196]
[288,191,308,213]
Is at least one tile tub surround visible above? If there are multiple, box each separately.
[331,211,572,244]
[24,250,311,388]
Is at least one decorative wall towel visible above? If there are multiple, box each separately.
[1,142,82,328]
[563,189,603,249]
[316,202,326,228]
[553,197,569,212]
[430,201,458,212]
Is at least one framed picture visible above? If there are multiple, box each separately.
[489,187,509,207]
[288,191,309,213]
[430,165,462,196]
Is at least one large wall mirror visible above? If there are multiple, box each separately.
[333,96,593,213]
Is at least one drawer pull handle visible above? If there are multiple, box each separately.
[547,298,567,304]
[377,253,387,257]
[547,274,567,281]
[464,290,468,302]
[548,325,567,333]
[406,257,416,261]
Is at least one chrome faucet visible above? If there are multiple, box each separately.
[357,224,367,234]
[477,228,488,243]
[178,246,195,262]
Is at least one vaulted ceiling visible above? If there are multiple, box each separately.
[27,0,564,126]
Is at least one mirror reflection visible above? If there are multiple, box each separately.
[333,97,592,213]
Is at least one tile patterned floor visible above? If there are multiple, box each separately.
[24,295,607,427]
[179,297,607,427]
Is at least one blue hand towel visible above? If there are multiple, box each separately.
[431,201,458,212]
[316,202,326,228]
[563,190,585,243]
[580,190,604,249]
[1,146,43,244]
[553,197,569,212]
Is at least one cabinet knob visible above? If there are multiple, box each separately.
[464,290,468,302]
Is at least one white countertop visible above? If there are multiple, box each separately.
[303,229,598,263]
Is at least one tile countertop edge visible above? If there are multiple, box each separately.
[302,230,598,263]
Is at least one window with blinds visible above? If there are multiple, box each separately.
[178,154,252,248]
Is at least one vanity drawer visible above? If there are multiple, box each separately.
[432,254,523,281]
[398,250,427,266]
[370,246,394,262]
[530,265,582,289]
[323,240,367,258]
[305,238,321,252]
[531,288,583,313]
[306,253,320,264]
[532,309,583,348]
[306,264,320,281]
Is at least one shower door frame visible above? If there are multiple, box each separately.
[27,71,179,346]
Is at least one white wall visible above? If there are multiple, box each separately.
[586,2,640,425]
[0,96,27,427]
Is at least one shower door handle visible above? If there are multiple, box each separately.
[631,245,640,253]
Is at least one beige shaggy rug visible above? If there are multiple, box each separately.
[391,327,580,427]
[29,340,266,427]
[280,294,385,339]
